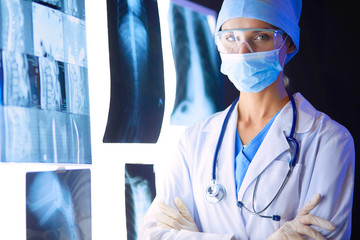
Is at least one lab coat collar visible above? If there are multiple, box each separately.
[202,92,316,200]
[239,92,316,198]
[202,93,315,135]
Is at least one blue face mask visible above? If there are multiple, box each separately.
[220,48,284,93]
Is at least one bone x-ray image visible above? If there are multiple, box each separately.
[104,0,165,143]
[63,14,87,67]
[2,50,33,107]
[125,164,156,240]
[26,169,92,240]
[0,52,3,105]
[32,2,64,61]
[0,0,91,163]
[168,1,223,126]
[0,49,91,163]
[31,0,86,19]
[0,0,34,55]
[65,63,89,115]
[39,57,65,111]
[63,0,86,20]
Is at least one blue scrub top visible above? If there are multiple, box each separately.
[234,112,279,196]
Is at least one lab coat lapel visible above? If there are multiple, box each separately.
[204,103,239,201]
[238,101,292,199]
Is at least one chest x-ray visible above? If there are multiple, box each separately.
[26,169,92,240]
[168,2,223,126]
[103,0,165,143]
[0,0,91,163]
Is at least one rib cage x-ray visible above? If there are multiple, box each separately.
[104,0,165,143]
[26,170,91,240]
[168,3,223,126]
[125,164,156,240]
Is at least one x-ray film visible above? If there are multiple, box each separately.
[38,110,70,163]
[125,164,156,240]
[0,0,34,55]
[27,54,41,108]
[2,50,32,107]
[0,0,91,163]
[168,1,223,126]
[31,0,63,10]
[69,114,91,163]
[3,107,40,162]
[65,63,89,115]
[64,0,86,22]
[39,57,65,111]
[0,51,3,104]
[26,169,92,240]
[37,111,91,163]
[104,0,165,143]
[32,2,64,61]
[63,14,87,67]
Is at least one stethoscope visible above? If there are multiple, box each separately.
[205,94,299,221]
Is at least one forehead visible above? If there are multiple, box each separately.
[221,17,276,30]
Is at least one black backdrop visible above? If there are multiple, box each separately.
[189,0,359,238]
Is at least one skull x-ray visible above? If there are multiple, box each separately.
[104,0,165,143]
[26,169,92,240]
[0,0,91,163]
[125,164,156,240]
[168,2,223,126]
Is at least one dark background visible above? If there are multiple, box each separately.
[189,0,359,238]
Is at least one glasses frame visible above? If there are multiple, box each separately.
[215,28,286,53]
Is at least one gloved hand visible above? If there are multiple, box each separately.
[267,193,335,240]
[153,197,199,232]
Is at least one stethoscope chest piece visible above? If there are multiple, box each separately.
[205,183,226,203]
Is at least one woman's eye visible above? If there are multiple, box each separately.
[255,33,270,41]
[225,34,236,42]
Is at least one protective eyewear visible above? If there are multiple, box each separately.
[215,28,285,54]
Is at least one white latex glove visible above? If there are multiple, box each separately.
[267,193,335,240]
[153,197,199,232]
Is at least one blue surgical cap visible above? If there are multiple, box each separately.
[216,0,302,63]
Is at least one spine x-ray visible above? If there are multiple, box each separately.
[125,164,156,240]
[104,0,165,143]
[0,0,91,163]
[26,169,92,240]
[168,2,223,126]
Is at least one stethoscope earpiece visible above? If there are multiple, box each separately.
[205,182,226,204]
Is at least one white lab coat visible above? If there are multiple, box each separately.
[140,93,355,240]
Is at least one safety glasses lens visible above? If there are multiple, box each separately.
[215,29,285,54]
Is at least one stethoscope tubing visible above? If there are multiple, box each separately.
[211,96,239,181]
[208,94,299,221]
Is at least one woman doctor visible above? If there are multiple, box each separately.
[140,0,355,239]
